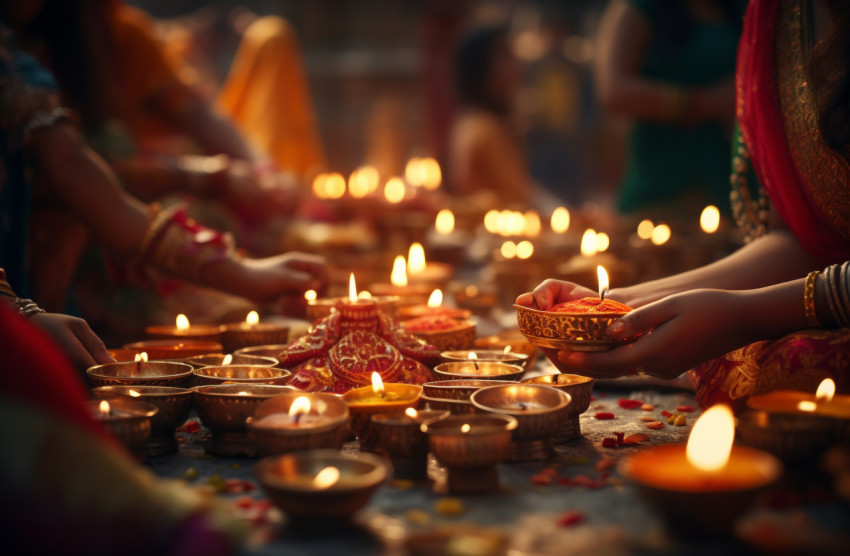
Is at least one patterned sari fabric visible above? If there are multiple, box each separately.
[691,0,850,410]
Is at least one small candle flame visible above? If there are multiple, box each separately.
[650,224,671,246]
[798,400,817,412]
[596,232,610,253]
[461,424,471,434]
[516,240,534,259]
[407,243,426,275]
[500,240,517,259]
[304,289,317,302]
[246,311,259,326]
[176,314,190,331]
[349,273,358,302]
[348,169,371,198]
[686,404,735,472]
[816,378,836,403]
[313,466,341,490]
[523,211,542,237]
[312,173,328,198]
[391,255,408,287]
[468,351,479,371]
[421,157,442,190]
[483,210,500,234]
[99,400,110,416]
[637,219,654,240]
[435,209,455,235]
[405,407,418,418]
[325,172,346,199]
[405,157,424,186]
[289,396,312,421]
[503,345,512,354]
[134,352,149,362]
[359,291,372,299]
[597,265,609,300]
[580,229,598,257]
[551,207,570,233]
[355,166,380,196]
[128,389,141,397]
[700,205,720,234]
[222,354,233,366]
[427,289,443,308]
[371,372,385,397]
[384,177,406,204]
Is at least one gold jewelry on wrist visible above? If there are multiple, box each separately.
[804,270,822,328]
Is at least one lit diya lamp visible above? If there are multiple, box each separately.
[144,314,224,343]
[515,265,636,353]
[304,278,400,323]
[739,379,849,463]
[222,311,290,353]
[370,255,432,307]
[87,398,158,459]
[398,288,471,321]
[255,450,389,525]
[123,339,223,360]
[371,407,450,480]
[621,405,782,539]
[341,372,423,452]
[183,352,278,369]
[433,355,525,382]
[521,373,595,443]
[474,329,540,368]
[423,208,471,267]
[247,393,351,456]
[440,347,529,368]
[421,413,518,493]
[192,364,291,386]
[87,357,194,388]
[404,242,452,289]
[92,385,192,456]
[401,313,476,352]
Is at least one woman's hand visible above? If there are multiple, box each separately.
[30,313,115,371]
[237,252,329,303]
[555,289,760,380]
[515,279,597,310]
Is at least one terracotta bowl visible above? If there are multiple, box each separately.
[87,361,194,388]
[247,393,351,456]
[193,365,292,386]
[514,304,635,352]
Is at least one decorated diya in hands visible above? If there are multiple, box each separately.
[401,315,476,352]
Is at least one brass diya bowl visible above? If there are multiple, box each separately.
[92,385,192,456]
[87,361,194,388]
[736,410,839,466]
[247,393,351,456]
[193,365,292,386]
[521,374,595,443]
[221,323,290,353]
[108,348,143,362]
[514,304,634,352]
[423,380,519,402]
[255,449,389,523]
[123,339,224,359]
[421,414,518,493]
[433,362,525,382]
[86,398,158,459]
[192,383,294,457]
[372,409,450,480]
[441,350,529,368]
[471,384,571,461]
[144,323,224,342]
[183,353,278,369]
[406,321,476,352]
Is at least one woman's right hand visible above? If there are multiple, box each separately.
[515,279,597,310]
[234,252,329,304]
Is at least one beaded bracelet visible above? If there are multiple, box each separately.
[803,270,822,328]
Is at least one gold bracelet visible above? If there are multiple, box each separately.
[804,270,822,328]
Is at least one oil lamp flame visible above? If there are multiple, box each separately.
[371,372,385,397]
[391,256,408,287]
[461,424,471,434]
[176,314,190,331]
[816,378,836,403]
[523,210,542,237]
[421,157,442,190]
[516,240,534,259]
[427,289,443,308]
[313,466,341,490]
[651,224,671,246]
[246,311,259,326]
[483,210,499,234]
[503,345,512,354]
[551,207,570,233]
[134,352,149,362]
[349,273,358,302]
[637,219,655,240]
[435,209,455,235]
[500,240,517,259]
[128,389,141,397]
[797,400,817,412]
[304,289,317,301]
[700,205,721,234]
[580,229,598,257]
[597,265,609,300]
[467,352,478,360]
[407,243,426,275]
[596,232,610,253]
[288,396,311,420]
[686,404,735,472]
[384,178,406,204]
[222,354,233,366]
[99,400,110,416]
[405,407,418,418]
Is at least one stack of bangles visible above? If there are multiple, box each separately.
[0,270,45,317]
[805,261,850,328]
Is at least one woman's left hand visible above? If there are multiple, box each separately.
[556,289,758,380]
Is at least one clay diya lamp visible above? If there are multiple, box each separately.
[398,289,471,322]
[370,255,433,306]
[401,315,476,352]
[255,449,389,525]
[471,384,570,461]
[341,372,423,453]
[183,353,278,369]
[192,365,292,386]
[620,405,782,539]
[192,383,294,457]
[222,311,289,353]
[87,398,158,459]
[246,393,351,456]
[87,360,194,388]
[144,314,224,342]
[421,414,518,493]
[441,349,529,369]
[433,361,524,382]
[371,408,450,480]
[123,339,223,360]
[521,374,595,443]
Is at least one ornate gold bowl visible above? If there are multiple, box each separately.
[514,304,633,352]
[183,353,278,369]
[193,365,292,386]
[521,374,595,442]
[87,361,194,388]
[247,393,350,456]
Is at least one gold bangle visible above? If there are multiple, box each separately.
[804,270,822,328]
